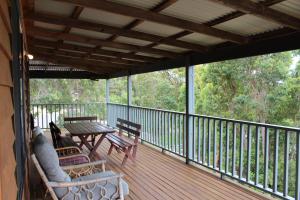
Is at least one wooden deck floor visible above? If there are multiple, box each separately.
[94,139,269,200]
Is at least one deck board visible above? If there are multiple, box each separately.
[92,139,270,200]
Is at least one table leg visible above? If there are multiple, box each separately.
[89,134,106,159]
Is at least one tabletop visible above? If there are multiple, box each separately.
[64,122,115,136]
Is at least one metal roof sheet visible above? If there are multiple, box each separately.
[271,0,300,19]
[214,14,283,36]
[106,0,162,10]
[79,8,134,28]
[133,21,184,37]
[154,44,188,53]
[178,33,226,46]
[69,28,112,40]
[34,21,65,31]
[35,0,75,16]
[114,36,152,46]
[161,0,235,24]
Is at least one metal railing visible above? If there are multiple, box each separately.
[107,103,300,200]
[30,102,106,128]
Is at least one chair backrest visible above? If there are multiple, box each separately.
[64,116,98,123]
[49,121,61,148]
[116,118,141,144]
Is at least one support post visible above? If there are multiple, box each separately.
[185,60,195,164]
[127,75,132,121]
[106,79,110,125]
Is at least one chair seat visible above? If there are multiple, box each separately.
[106,133,135,148]
[70,171,129,199]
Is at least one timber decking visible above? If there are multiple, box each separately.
[94,139,270,200]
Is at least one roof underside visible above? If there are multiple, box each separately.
[24,0,300,79]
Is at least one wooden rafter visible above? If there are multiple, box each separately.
[27,27,180,58]
[25,12,209,52]
[28,38,158,63]
[53,0,248,43]
[33,53,124,74]
[31,50,131,70]
[29,46,143,66]
[209,0,300,29]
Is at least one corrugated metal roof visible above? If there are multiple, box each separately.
[271,0,300,19]
[214,14,283,36]
[101,47,131,53]
[114,36,152,46]
[106,0,161,10]
[178,33,226,46]
[35,0,75,16]
[63,41,96,48]
[136,52,163,58]
[161,0,235,24]
[69,28,112,40]
[34,21,65,31]
[133,21,184,37]
[154,44,188,53]
[79,8,134,28]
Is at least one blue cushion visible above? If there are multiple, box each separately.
[33,134,71,197]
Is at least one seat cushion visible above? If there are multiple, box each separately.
[58,171,129,199]
[33,134,71,197]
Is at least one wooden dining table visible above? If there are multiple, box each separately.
[64,122,115,159]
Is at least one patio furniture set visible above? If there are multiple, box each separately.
[31,116,141,199]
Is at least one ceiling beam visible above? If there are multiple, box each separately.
[30,49,132,70]
[209,0,300,29]
[26,12,209,52]
[29,38,159,63]
[54,0,248,44]
[29,46,142,66]
[33,53,123,74]
[27,27,180,58]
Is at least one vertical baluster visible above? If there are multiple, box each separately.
[296,132,300,200]
[219,120,223,171]
[225,122,229,174]
[192,116,195,160]
[247,125,251,181]
[202,117,206,165]
[207,118,211,167]
[273,129,279,192]
[263,127,269,189]
[171,113,174,151]
[179,114,181,155]
[198,117,201,163]
[255,126,260,185]
[213,119,217,169]
[37,105,39,127]
[283,130,289,197]
[232,122,236,176]
[168,112,170,150]
[46,105,48,128]
[239,123,244,179]
[175,114,177,152]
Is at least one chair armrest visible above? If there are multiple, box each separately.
[48,173,125,200]
[55,146,81,156]
[62,160,107,178]
[59,154,90,166]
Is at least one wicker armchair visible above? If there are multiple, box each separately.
[32,154,128,200]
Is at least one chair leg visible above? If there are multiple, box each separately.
[121,146,132,167]
[132,146,138,160]
[108,143,114,155]
[92,135,96,147]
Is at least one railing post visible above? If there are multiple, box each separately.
[106,79,110,125]
[185,60,195,164]
[127,75,132,121]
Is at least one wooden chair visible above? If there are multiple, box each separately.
[49,121,78,149]
[106,118,141,166]
[64,116,98,146]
